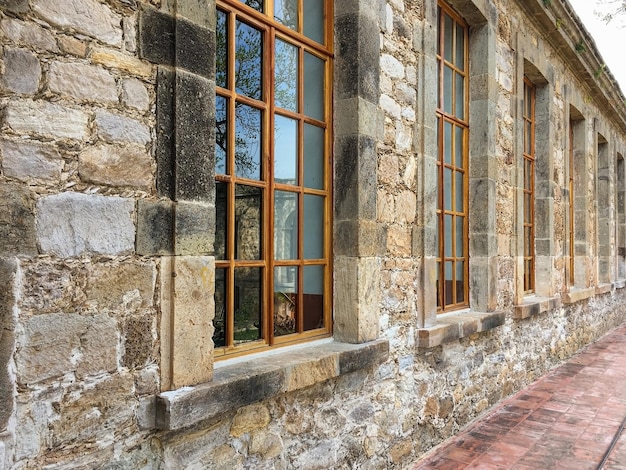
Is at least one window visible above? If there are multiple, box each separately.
[568,118,575,286]
[436,3,469,311]
[618,154,626,279]
[214,0,332,357]
[522,77,536,294]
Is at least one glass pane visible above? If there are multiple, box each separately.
[455,73,465,119]
[444,14,453,62]
[304,124,324,189]
[275,39,298,111]
[304,0,324,44]
[455,126,463,168]
[304,52,324,121]
[235,103,262,179]
[235,184,262,260]
[304,194,324,259]
[456,216,464,257]
[274,266,297,336]
[436,260,441,307]
[216,10,227,88]
[455,171,464,212]
[444,261,453,306]
[525,227,532,256]
[444,168,452,211]
[235,21,262,100]
[444,214,453,258]
[455,23,465,69]
[215,182,228,260]
[274,190,298,260]
[234,267,262,344]
[444,65,453,115]
[216,95,228,174]
[444,120,452,164]
[238,0,263,13]
[303,265,324,331]
[213,268,227,348]
[456,261,465,303]
[274,115,298,184]
[524,160,531,189]
[524,193,531,223]
[275,0,297,29]
[525,122,532,154]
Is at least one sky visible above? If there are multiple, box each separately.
[568,0,626,94]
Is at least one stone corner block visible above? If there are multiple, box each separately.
[136,199,174,256]
[174,201,215,256]
[37,192,135,258]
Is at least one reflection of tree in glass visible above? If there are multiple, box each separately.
[240,0,263,12]
[275,0,298,29]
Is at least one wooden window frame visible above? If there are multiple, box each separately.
[214,0,333,358]
[568,119,575,286]
[522,77,536,294]
[435,2,469,312]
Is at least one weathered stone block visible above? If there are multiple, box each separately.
[32,0,122,46]
[1,139,63,184]
[91,47,153,78]
[230,403,271,437]
[123,316,155,369]
[16,313,118,384]
[136,199,174,255]
[0,259,17,432]
[1,47,41,94]
[58,35,87,57]
[78,143,153,189]
[175,201,214,255]
[4,100,89,140]
[95,110,151,145]
[155,67,175,199]
[175,16,214,79]
[138,6,175,67]
[285,355,338,392]
[85,262,156,312]
[1,18,59,52]
[48,61,118,103]
[0,0,28,13]
[121,78,150,111]
[37,192,135,257]
[0,183,37,256]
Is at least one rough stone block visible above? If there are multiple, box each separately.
[155,67,175,199]
[58,35,87,57]
[4,100,89,140]
[16,313,118,384]
[1,139,63,184]
[0,259,17,431]
[91,47,153,78]
[175,16,214,79]
[1,47,41,94]
[174,201,214,255]
[48,61,118,103]
[230,403,271,437]
[95,110,151,145]
[0,183,37,256]
[121,78,150,111]
[285,355,338,392]
[85,262,156,312]
[78,143,153,189]
[32,0,122,46]
[136,199,174,255]
[123,316,155,369]
[1,18,59,52]
[138,6,175,67]
[0,0,29,13]
[37,192,135,257]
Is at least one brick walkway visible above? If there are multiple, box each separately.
[410,323,626,469]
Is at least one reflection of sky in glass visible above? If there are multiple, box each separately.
[304,124,324,189]
[275,39,298,111]
[304,52,324,120]
[304,194,324,259]
[304,0,324,44]
[235,21,262,100]
[235,103,262,179]
[215,96,227,174]
[274,0,297,29]
[274,115,297,184]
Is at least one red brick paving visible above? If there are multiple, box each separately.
[411,323,626,469]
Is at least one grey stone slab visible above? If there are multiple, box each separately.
[0,0,28,13]
[1,47,40,94]
[155,67,175,199]
[136,199,174,255]
[0,183,37,256]
[48,61,118,103]
[95,109,151,145]
[1,139,63,184]
[4,100,89,140]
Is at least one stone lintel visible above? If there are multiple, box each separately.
[154,339,388,431]
[562,287,595,304]
[595,283,612,295]
[513,295,561,320]
[416,311,505,349]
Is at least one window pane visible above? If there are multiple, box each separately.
[455,73,464,119]
[213,268,227,348]
[274,190,298,260]
[216,9,228,88]
[216,95,228,174]
[303,265,324,331]
[444,168,452,211]
[455,126,463,167]
[444,120,452,164]
[525,122,532,154]
[274,114,298,184]
[444,65,453,115]
[274,0,297,29]
[238,0,263,13]
[304,0,324,44]
[455,171,464,212]
[304,194,324,259]
[304,124,324,189]
[525,227,532,256]
[274,266,297,336]
[234,267,262,344]
[456,216,464,257]
[235,21,262,100]
[443,14,453,62]
[455,23,464,69]
[215,182,228,260]
[444,261,454,306]
[456,261,465,303]
[275,39,298,111]
[235,103,262,179]
[304,52,324,120]
[235,185,262,260]
[444,214,453,257]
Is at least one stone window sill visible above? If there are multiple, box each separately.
[615,279,626,290]
[153,339,389,431]
[416,310,506,349]
[595,283,612,295]
[562,287,595,304]
[513,294,561,319]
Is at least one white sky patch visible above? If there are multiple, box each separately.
[569,0,626,94]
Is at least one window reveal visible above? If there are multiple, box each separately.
[214,0,332,356]
[436,3,469,311]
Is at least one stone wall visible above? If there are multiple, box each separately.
[1,0,626,469]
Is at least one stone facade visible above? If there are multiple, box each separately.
[1,0,626,468]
